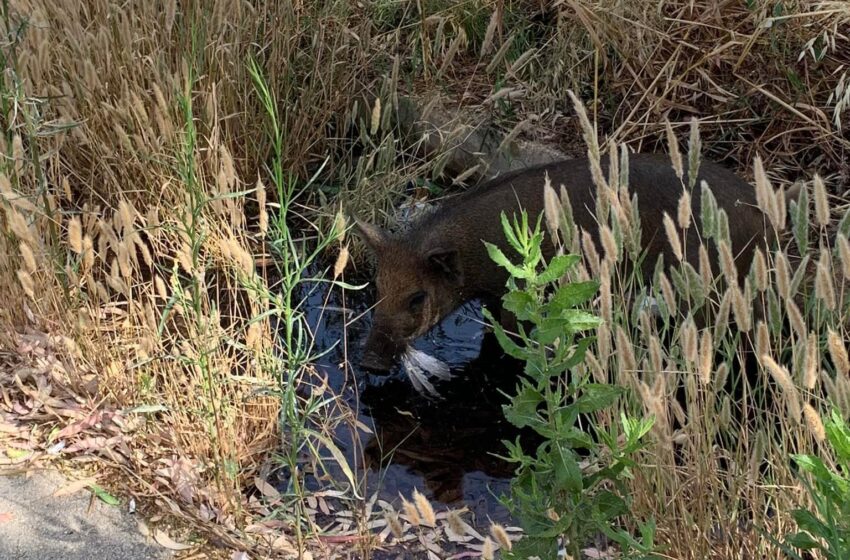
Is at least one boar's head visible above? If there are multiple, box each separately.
[354,219,465,373]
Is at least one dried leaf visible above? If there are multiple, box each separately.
[154,529,193,551]
[52,476,99,497]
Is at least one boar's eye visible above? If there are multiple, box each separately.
[408,291,427,312]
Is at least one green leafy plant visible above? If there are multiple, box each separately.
[484,210,656,559]
[777,409,850,560]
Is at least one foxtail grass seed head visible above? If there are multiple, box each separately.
[753,156,775,222]
[718,240,737,285]
[482,537,495,560]
[756,321,770,363]
[813,175,830,227]
[785,298,806,340]
[761,354,802,423]
[616,325,637,374]
[370,97,381,136]
[19,242,37,274]
[775,250,791,300]
[815,255,836,311]
[490,524,512,551]
[838,235,850,280]
[663,213,683,262]
[698,244,712,287]
[607,139,620,189]
[650,335,664,375]
[805,332,819,390]
[12,134,23,176]
[81,234,94,271]
[17,269,34,299]
[775,183,788,231]
[400,497,420,526]
[600,224,618,263]
[446,510,468,538]
[543,174,561,244]
[659,272,677,317]
[803,403,826,442]
[752,249,768,292]
[677,190,691,229]
[118,199,135,235]
[731,285,751,332]
[715,362,729,393]
[681,318,698,365]
[68,216,83,254]
[687,117,702,188]
[665,120,683,180]
[714,287,732,341]
[568,90,599,158]
[385,511,403,539]
[412,489,436,527]
[333,244,349,279]
[582,230,600,277]
[827,328,849,377]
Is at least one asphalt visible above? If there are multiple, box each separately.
[0,470,171,560]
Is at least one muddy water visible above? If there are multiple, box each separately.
[300,280,532,525]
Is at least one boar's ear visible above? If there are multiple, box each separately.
[426,247,463,284]
[353,219,390,252]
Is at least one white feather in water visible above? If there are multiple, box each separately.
[401,347,452,397]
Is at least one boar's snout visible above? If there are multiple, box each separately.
[360,325,403,374]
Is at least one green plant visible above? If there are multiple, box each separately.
[776,409,850,560]
[248,58,365,553]
[484,210,657,559]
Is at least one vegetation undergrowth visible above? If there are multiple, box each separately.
[484,210,656,558]
[774,410,850,560]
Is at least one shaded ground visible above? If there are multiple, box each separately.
[0,469,171,560]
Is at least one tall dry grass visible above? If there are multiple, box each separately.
[550,96,850,559]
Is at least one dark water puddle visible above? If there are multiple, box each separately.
[298,279,530,525]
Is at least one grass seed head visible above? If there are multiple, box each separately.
[813,174,830,227]
[804,332,819,390]
[412,488,436,527]
[815,255,836,311]
[401,497,420,526]
[802,403,826,443]
[482,537,495,560]
[490,523,512,551]
[665,120,684,180]
[761,354,802,423]
[827,328,849,377]
[663,212,683,262]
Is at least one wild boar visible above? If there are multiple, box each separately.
[355,153,772,372]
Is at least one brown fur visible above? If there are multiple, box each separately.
[355,153,773,372]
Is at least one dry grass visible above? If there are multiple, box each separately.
[0,0,849,558]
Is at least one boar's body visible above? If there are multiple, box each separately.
[357,153,767,372]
